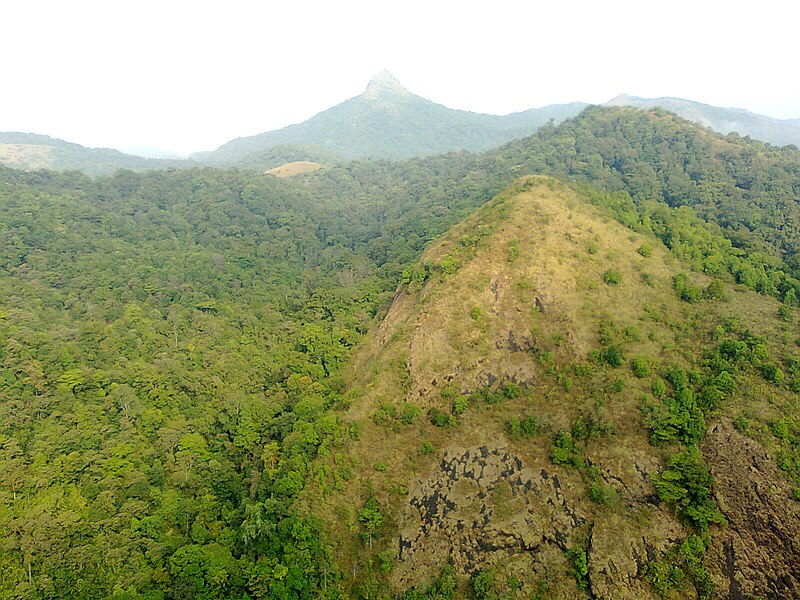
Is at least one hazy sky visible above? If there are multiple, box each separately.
[2,0,798,156]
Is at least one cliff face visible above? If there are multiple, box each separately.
[309,177,800,599]
[704,422,800,597]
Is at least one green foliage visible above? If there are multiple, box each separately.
[771,417,800,501]
[508,416,541,440]
[631,357,651,378]
[704,279,726,300]
[603,269,622,286]
[470,570,495,600]
[502,381,521,399]
[452,395,469,415]
[470,386,505,405]
[420,440,435,456]
[651,447,727,531]
[673,273,703,303]
[550,431,583,468]
[507,240,520,263]
[642,368,707,445]
[3,102,800,598]
[429,408,457,428]
[357,497,384,547]
[601,345,624,367]
[402,564,458,599]
[566,547,590,591]
[637,243,653,257]
[647,535,713,599]
[588,480,622,507]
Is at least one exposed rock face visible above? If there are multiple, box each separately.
[704,422,800,599]
[394,444,683,599]
[395,445,586,593]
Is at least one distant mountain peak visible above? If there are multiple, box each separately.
[362,70,411,100]
[608,93,636,103]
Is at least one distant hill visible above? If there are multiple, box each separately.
[0,132,187,176]
[607,94,800,147]
[192,71,587,167]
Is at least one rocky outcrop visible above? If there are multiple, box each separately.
[395,445,586,593]
[394,444,683,599]
[704,422,800,599]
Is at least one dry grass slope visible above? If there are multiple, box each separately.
[265,160,322,178]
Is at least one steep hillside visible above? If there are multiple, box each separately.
[0,132,187,175]
[308,177,800,599]
[193,72,586,166]
[606,94,800,147]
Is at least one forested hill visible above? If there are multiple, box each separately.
[0,132,188,176]
[485,106,800,291]
[191,72,587,167]
[1,105,800,598]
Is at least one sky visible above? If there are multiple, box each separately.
[2,0,798,156]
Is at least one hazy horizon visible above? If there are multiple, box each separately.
[2,0,798,156]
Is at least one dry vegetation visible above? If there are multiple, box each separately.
[265,160,323,177]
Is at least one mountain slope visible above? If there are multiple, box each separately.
[607,94,800,147]
[308,176,800,598]
[193,72,587,166]
[0,132,187,175]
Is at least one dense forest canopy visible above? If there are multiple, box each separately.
[1,106,799,598]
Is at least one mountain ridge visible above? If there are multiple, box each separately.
[0,131,189,175]
[606,93,800,146]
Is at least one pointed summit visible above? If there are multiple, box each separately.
[362,70,411,100]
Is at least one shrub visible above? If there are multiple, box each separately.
[651,446,726,531]
[704,279,726,300]
[502,382,521,399]
[603,269,622,286]
[470,571,494,600]
[673,274,703,303]
[428,408,456,428]
[566,547,589,590]
[638,244,653,257]
[509,416,540,440]
[452,395,469,415]
[602,345,624,367]
[631,357,651,378]
[400,403,420,425]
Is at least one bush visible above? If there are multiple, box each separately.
[673,273,703,303]
[502,382,521,399]
[638,243,653,257]
[452,395,469,415]
[400,403,420,425]
[651,446,726,531]
[631,357,651,378]
[760,362,785,385]
[603,269,622,285]
[508,416,540,440]
[551,430,583,468]
[566,547,589,590]
[704,279,726,300]
[602,345,624,367]
[470,571,494,600]
[428,408,456,428]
